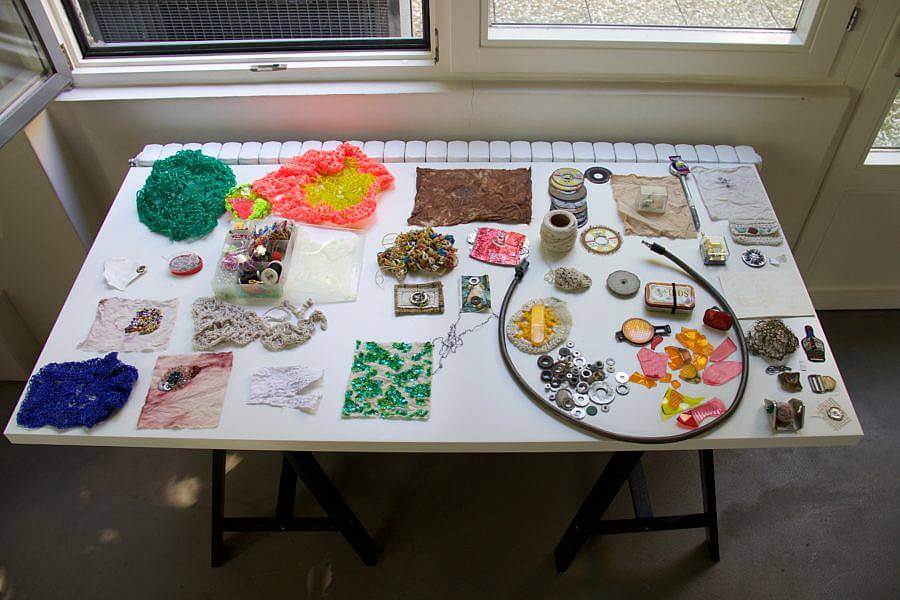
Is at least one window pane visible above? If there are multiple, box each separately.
[872,92,900,150]
[492,0,805,30]
[0,0,51,114]
[65,0,428,56]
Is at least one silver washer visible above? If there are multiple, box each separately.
[605,358,616,367]
[548,393,556,401]
[601,405,610,413]
[573,350,582,357]
[606,365,616,373]
[544,383,552,391]
[588,381,615,405]
[571,407,586,420]
[566,342,575,348]
[573,357,586,367]
[573,394,589,407]
[575,381,589,394]
[580,369,592,380]
[616,384,630,396]
[614,371,629,384]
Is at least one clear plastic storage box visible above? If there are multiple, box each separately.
[212,218,296,302]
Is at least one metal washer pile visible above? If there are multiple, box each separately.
[537,342,630,420]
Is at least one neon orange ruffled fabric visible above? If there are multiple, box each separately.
[252,143,394,226]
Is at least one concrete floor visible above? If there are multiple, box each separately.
[1,310,897,599]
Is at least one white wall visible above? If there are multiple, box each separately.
[0,130,85,377]
[48,80,851,246]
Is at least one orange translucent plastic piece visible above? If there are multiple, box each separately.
[665,346,690,370]
[530,304,546,345]
[630,372,657,388]
[679,363,701,383]
[671,380,682,389]
[693,354,708,371]
[676,328,714,357]
[660,374,673,383]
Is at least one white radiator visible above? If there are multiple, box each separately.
[132,140,762,167]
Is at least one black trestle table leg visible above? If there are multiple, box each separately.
[555,450,721,572]
[209,450,377,567]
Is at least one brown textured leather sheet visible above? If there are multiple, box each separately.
[408,168,533,226]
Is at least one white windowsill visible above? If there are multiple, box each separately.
[56,79,460,102]
[864,149,900,166]
[486,24,805,48]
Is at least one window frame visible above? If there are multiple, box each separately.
[0,0,72,148]
[58,0,431,58]
[449,0,860,82]
[39,0,863,87]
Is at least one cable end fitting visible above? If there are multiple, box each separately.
[515,259,530,280]
[642,240,666,255]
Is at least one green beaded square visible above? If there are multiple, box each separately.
[342,340,433,420]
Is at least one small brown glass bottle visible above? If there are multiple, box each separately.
[802,325,826,362]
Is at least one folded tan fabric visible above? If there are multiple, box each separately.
[612,174,696,239]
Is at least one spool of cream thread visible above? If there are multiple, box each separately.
[541,210,578,253]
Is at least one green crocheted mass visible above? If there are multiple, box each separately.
[137,150,236,240]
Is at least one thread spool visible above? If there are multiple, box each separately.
[541,210,578,253]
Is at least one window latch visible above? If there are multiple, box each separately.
[250,63,287,72]
[846,6,861,32]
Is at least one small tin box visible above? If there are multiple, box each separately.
[644,282,696,314]
[636,185,668,214]
[700,234,729,265]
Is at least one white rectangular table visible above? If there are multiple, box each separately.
[4,161,862,451]
[3,160,863,570]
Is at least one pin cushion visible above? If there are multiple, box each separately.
[136,150,235,240]
[252,143,394,226]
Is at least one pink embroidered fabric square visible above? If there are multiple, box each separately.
[137,352,233,429]
[469,228,526,266]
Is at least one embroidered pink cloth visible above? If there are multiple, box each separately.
[709,337,737,362]
[469,228,526,266]
[701,361,743,386]
[637,348,668,379]
[138,352,233,429]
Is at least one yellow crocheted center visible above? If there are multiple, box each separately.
[303,159,376,211]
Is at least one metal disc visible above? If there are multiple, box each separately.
[581,226,622,255]
[584,166,612,184]
[606,270,641,297]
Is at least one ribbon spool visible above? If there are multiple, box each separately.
[540,210,578,253]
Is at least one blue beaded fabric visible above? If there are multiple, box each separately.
[17,353,139,429]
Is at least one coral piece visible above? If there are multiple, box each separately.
[252,143,393,226]
[137,150,235,240]
[747,319,799,361]
[544,267,592,292]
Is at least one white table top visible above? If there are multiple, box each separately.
[4,162,863,452]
